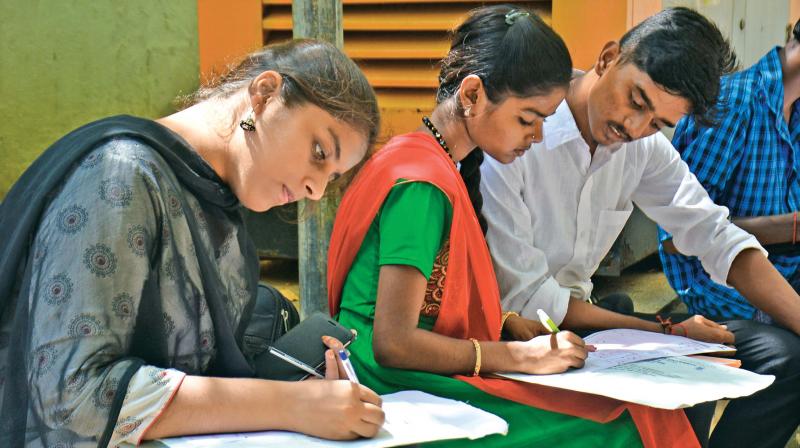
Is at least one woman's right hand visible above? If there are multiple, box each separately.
[285,335,385,440]
[289,379,385,440]
[506,331,591,374]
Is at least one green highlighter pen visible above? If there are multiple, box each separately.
[536,309,560,333]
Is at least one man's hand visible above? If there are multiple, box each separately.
[676,315,735,344]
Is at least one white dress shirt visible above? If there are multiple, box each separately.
[480,100,764,325]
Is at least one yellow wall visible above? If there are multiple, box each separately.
[552,0,660,71]
[552,0,628,70]
[0,1,199,198]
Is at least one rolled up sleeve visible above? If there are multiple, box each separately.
[633,133,766,286]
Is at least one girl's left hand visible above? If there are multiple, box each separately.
[503,315,550,341]
[322,335,349,379]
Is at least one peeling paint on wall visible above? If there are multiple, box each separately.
[0,0,199,197]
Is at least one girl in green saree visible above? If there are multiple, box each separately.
[327,5,700,448]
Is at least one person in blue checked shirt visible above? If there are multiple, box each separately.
[660,20,800,326]
[656,20,800,446]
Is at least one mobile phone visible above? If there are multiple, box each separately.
[254,312,355,381]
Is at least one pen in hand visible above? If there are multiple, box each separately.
[536,309,560,333]
[537,309,596,352]
[337,348,388,425]
[338,349,360,384]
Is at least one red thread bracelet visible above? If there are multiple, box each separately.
[670,323,688,337]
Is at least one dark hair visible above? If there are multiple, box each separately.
[438,4,572,233]
[191,39,380,194]
[793,18,800,41]
[618,7,737,126]
[438,5,572,104]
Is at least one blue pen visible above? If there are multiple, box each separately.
[338,349,360,384]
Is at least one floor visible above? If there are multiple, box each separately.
[260,259,300,306]
[592,254,686,314]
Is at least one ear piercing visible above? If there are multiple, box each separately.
[240,97,269,132]
[239,109,256,132]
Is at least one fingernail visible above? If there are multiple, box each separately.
[587,344,597,352]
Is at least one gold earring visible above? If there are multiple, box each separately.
[239,109,256,132]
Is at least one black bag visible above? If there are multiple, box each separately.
[242,283,300,365]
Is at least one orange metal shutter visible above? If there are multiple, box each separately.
[262,0,552,137]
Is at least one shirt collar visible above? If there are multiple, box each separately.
[754,46,785,115]
[543,100,585,150]
[543,99,623,154]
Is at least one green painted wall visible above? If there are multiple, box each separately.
[0,0,199,197]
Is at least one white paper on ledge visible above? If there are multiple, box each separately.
[496,355,774,409]
[148,390,508,448]
[580,328,736,372]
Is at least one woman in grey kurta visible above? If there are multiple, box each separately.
[0,39,382,447]
[25,136,259,445]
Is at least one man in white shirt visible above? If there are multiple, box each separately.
[480,8,800,448]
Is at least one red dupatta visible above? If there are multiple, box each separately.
[328,132,699,448]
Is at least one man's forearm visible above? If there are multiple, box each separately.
[561,297,662,332]
[663,213,795,255]
[732,213,795,246]
[728,248,800,335]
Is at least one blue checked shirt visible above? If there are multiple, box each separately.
[659,47,800,321]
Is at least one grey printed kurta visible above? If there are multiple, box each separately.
[3,138,254,446]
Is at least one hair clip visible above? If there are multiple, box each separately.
[505,10,530,26]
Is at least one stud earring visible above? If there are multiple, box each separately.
[239,109,256,132]
[464,106,472,118]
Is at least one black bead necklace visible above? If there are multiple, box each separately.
[422,116,455,164]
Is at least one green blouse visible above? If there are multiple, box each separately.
[340,180,451,331]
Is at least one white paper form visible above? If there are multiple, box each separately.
[497,356,774,409]
[147,390,508,448]
[580,328,735,372]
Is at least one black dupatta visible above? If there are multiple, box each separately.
[0,115,258,446]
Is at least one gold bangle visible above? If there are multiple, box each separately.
[500,311,520,329]
[469,338,481,376]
